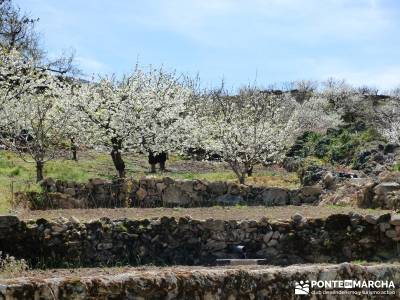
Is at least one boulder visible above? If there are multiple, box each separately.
[0,215,19,228]
[365,215,377,225]
[322,172,335,189]
[162,186,191,205]
[301,185,323,197]
[325,214,350,230]
[291,213,304,224]
[374,182,400,195]
[378,171,400,183]
[261,188,288,206]
[207,181,227,195]
[373,182,400,208]
[177,180,194,193]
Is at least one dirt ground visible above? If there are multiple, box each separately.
[16,205,392,222]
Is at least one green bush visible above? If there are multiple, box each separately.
[287,122,385,168]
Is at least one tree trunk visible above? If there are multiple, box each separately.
[229,161,246,185]
[71,138,77,161]
[159,152,167,171]
[150,163,156,173]
[110,138,125,178]
[247,166,253,177]
[36,161,44,182]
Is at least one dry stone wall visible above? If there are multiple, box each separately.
[320,171,400,209]
[0,213,399,268]
[1,264,400,300]
[20,177,322,209]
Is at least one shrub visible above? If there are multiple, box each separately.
[287,122,385,168]
[0,251,28,279]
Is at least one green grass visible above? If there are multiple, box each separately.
[0,150,299,213]
[351,259,367,265]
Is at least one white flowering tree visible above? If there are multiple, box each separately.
[75,74,139,178]
[0,51,74,182]
[373,99,400,145]
[133,68,196,172]
[0,49,35,107]
[197,85,297,184]
[290,95,343,135]
[75,67,195,176]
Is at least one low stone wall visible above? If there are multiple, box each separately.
[320,171,400,209]
[0,213,399,268]
[18,177,322,209]
[1,264,400,299]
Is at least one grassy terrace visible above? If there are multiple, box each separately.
[0,150,300,214]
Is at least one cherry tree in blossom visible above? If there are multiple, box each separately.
[75,67,195,177]
[0,50,74,181]
[196,85,297,184]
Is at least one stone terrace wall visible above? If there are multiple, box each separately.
[0,213,399,268]
[21,177,322,209]
[320,171,400,209]
[1,264,400,300]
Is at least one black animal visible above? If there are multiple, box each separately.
[148,151,168,173]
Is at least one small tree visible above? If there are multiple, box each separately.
[75,74,139,178]
[198,85,296,184]
[0,54,73,182]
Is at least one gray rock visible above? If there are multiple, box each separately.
[69,216,80,224]
[178,180,194,193]
[205,240,226,251]
[379,222,391,232]
[272,231,280,240]
[64,188,76,196]
[263,231,273,244]
[207,181,227,195]
[365,215,378,225]
[390,214,400,226]
[261,188,288,206]
[267,239,278,247]
[97,243,113,250]
[301,185,323,197]
[162,186,191,205]
[291,213,304,223]
[0,215,19,228]
[374,182,400,195]
[323,172,335,189]
[385,230,397,239]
